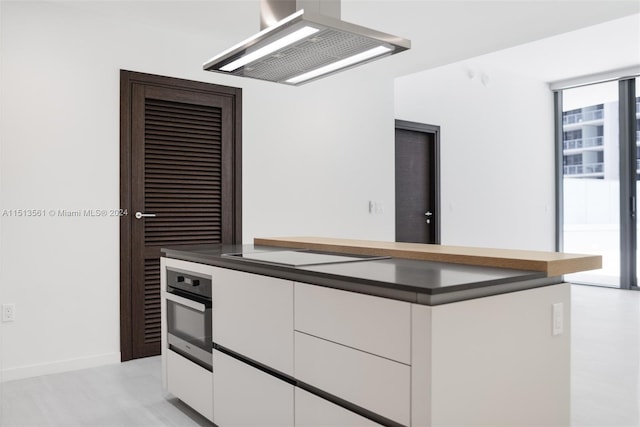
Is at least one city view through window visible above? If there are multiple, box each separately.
[562,80,640,287]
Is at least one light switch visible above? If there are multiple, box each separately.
[552,303,563,336]
[368,200,384,214]
[2,304,15,322]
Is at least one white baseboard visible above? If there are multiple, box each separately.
[0,352,121,382]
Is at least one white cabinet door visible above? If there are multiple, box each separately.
[295,282,411,364]
[428,283,571,427]
[166,350,213,422]
[295,388,382,427]
[212,267,294,375]
[213,349,294,427]
[295,332,411,426]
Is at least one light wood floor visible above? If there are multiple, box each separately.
[571,284,640,427]
[0,284,638,427]
[0,356,213,426]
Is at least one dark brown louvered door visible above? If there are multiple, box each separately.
[131,85,232,357]
[143,96,227,245]
[121,72,241,360]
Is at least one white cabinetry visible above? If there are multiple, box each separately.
[211,267,295,426]
[213,349,294,427]
[294,283,412,425]
[295,388,382,427]
[212,267,294,375]
[166,350,213,422]
[295,282,411,364]
[163,258,571,427]
[420,283,571,427]
[161,257,215,422]
[295,332,410,426]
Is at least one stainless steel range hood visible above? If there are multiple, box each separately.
[203,0,410,86]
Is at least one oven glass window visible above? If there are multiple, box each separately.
[167,300,210,349]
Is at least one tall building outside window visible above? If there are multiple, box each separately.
[561,79,640,288]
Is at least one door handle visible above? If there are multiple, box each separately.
[425,211,433,224]
[135,212,157,219]
[165,292,206,312]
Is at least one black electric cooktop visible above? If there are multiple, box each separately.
[222,250,389,267]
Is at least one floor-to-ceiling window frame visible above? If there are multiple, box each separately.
[619,78,638,290]
[555,75,639,291]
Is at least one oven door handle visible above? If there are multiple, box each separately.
[166,292,206,313]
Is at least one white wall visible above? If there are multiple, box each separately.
[0,1,394,380]
[395,63,556,250]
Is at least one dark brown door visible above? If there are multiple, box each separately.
[120,71,242,360]
[395,120,440,244]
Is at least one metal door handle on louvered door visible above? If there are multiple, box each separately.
[135,212,157,219]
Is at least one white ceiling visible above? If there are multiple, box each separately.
[339,0,640,80]
[45,0,640,82]
[464,13,640,84]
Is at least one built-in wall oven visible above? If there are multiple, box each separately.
[166,269,212,371]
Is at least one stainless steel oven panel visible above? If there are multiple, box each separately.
[168,334,213,372]
[166,292,206,312]
[166,267,211,280]
[167,269,212,300]
[166,295,212,358]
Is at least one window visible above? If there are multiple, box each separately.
[564,154,581,166]
[563,129,582,140]
[557,77,638,290]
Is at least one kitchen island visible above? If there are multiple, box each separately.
[160,237,601,427]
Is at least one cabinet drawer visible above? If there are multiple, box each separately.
[295,332,410,426]
[213,349,294,427]
[295,282,411,364]
[212,267,294,375]
[166,350,213,422]
[295,387,383,427]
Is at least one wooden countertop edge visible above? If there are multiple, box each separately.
[254,237,602,276]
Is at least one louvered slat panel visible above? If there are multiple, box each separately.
[147,182,220,194]
[144,98,222,247]
[146,98,222,113]
[146,129,220,140]
[147,110,221,124]
[146,110,221,123]
[146,120,221,133]
[144,169,221,178]
[147,140,224,150]
[147,179,221,185]
[146,236,221,244]
[146,192,220,198]
[145,157,220,167]
[146,171,219,178]
[146,159,220,169]
[144,258,161,344]
[146,205,220,211]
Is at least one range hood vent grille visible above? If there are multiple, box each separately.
[203,0,410,86]
[239,28,382,82]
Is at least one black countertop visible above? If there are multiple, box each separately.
[161,244,557,305]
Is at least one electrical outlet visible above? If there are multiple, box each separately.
[2,304,15,322]
[552,302,563,336]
